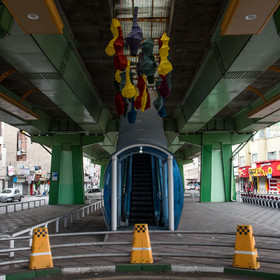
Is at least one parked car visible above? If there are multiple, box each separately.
[84,188,102,200]
[0,188,22,202]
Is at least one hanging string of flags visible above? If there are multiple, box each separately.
[105,7,172,123]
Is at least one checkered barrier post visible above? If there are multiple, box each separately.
[233,225,260,270]
[29,227,53,270]
[130,224,153,263]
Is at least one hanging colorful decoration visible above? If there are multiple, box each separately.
[125,7,143,56]
[121,60,136,99]
[153,95,164,111]
[157,74,170,98]
[105,19,121,56]
[106,5,173,123]
[157,33,172,76]
[133,75,145,110]
[114,91,124,115]
[140,38,157,84]
[113,26,127,71]
[127,102,137,124]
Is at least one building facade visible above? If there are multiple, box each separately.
[0,122,51,194]
[236,122,280,194]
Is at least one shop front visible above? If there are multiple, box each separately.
[238,166,251,192]
[249,160,280,194]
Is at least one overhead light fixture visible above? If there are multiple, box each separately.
[0,92,39,120]
[247,94,280,118]
[220,0,280,35]
[139,146,143,153]
[245,14,257,21]
[27,13,40,20]
[2,0,64,34]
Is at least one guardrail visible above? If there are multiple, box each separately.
[0,199,46,214]
[0,228,279,267]
[6,200,103,257]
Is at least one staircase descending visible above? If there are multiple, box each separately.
[130,153,155,225]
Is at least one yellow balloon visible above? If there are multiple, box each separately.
[121,60,136,99]
[115,70,122,83]
[157,33,173,76]
[105,19,121,56]
[141,75,148,111]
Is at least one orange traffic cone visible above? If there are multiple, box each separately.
[29,227,53,270]
[233,225,260,269]
[130,224,153,263]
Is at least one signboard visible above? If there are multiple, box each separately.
[7,166,14,176]
[255,160,280,177]
[52,172,58,181]
[238,166,250,177]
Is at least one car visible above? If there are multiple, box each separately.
[84,188,102,200]
[0,188,22,202]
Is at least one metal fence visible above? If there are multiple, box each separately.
[0,199,46,214]
[0,200,103,259]
[0,227,279,267]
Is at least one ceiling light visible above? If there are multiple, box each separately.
[139,146,143,153]
[27,13,39,20]
[220,0,280,35]
[247,94,280,118]
[245,14,257,20]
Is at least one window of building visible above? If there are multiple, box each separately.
[16,132,27,161]
[252,153,258,163]
[253,129,265,140]
[267,151,277,160]
[239,156,245,166]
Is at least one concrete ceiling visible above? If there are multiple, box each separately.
[0,0,280,162]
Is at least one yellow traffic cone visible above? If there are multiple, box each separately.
[233,225,260,269]
[130,224,153,264]
[29,227,53,270]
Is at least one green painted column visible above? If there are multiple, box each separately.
[178,163,185,190]
[49,145,61,205]
[201,145,212,202]
[100,164,106,189]
[31,134,104,205]
[200,133,234,202]
[50,144,84,204]
[179,133,251,203]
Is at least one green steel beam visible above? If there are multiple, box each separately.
[176,18,280,134]
[179,134,201,146]
[174,145,201,161]
[31,134,104,147]
[83,146,110,161]
[233,82,280,133]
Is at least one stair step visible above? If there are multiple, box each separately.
[131,207,154,212]
[130,212,154,218]
[131,187,152,192]
[131,201,153,207]
[131,196,153,202]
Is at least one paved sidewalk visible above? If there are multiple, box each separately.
[0,197,280,278]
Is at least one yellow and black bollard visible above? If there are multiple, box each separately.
[130,224,153,263]
[233,225,260,270]
[29,227,53,270]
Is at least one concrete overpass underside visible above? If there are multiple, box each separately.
[0,0,280,204]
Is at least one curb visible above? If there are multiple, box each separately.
[1,265,280,279]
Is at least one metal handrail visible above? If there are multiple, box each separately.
[0,228,280,266]
[8,200,103,257]
[0,198,46,214]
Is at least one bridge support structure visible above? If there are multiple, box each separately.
[179,132,252,202]
[31,134,104,205]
